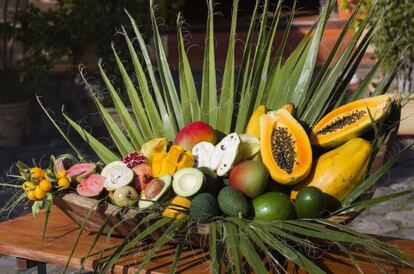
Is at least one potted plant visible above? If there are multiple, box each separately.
[0,1,30,147]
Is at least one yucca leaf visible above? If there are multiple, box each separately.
[342,142,414,206]
[80,71,134,156]
[201,0,218,126]
[177,15,201,123]
[36,96,84,160]
[149,4,185,130]
[289,0,334,109]
[373,54,406,96]
[223,221,242,274]
[217,0,238,133]
[239,232,268,274]
[125,11,177,139]
[99,59,145,148]
[168,243,183,274]
[62,112,119,164]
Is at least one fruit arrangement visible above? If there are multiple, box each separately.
[2,0,413,272]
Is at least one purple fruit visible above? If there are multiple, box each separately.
[229,160,269,198]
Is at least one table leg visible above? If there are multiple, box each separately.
[16,257,47,273]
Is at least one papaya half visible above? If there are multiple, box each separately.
[291,137,372,202]
[311,95,391,148]
[260,109,312,185]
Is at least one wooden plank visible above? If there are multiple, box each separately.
[0,206,413,273]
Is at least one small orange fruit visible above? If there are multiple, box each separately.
[31,167,45,180]
[34,186,45,200]
[23,181,35,192]
[58,177,70,189]
[27,190,36,201]
[56,169,67,179]
[39,179,52,192]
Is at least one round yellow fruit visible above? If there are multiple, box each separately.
[31,167,45,180]
[27,190,36,201]
[23,181,35,192]
[34,186,45,200]
[39,180,52,192]
[58,177,70,189]
[56,169,67,179]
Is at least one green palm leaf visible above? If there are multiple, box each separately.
[201,0,218,127]
[62,112,119,164]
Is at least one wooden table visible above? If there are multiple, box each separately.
[0,206,413,273]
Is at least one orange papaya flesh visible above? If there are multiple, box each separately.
[311,95,391,148]
[260,109,312,185]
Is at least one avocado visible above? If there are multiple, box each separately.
[217,186,250,218]
[138,175,172,209]
[198,167,223,196]
[172,168,205,197]
[189,193,221,223]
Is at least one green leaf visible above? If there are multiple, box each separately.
[80,71,134,156]
[98,60,144,148]
[63,112,119,164]
[41,193,53,243]
[290,0,334,109]
[150,5,185,130]
[217,0,238,133]
[135,219,185,273]
[208,222,224,274]
[169,243,183,274]
[223,222,242,274]
[125,12,177,140]
[32,200,42,218]
[177,15,201,123]
[110,46,152,143]
[239,232,268,274]
[64,199,103,273]
[342,142,414,206]
[336,243,364,274]
[336,189,414,216]
[201,0,218,126]
[36,96,83,160]
[100,217,171,273]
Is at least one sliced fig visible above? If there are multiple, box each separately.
[77,174,105,198]
[67,163,96,183]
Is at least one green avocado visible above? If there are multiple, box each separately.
[217,186,250,218]
[189,193,221,223]
[172,168,205,197]
[253,192,296,221]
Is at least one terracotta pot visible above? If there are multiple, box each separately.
[0,101,29,147]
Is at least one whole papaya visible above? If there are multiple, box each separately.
[291,137,372,202]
